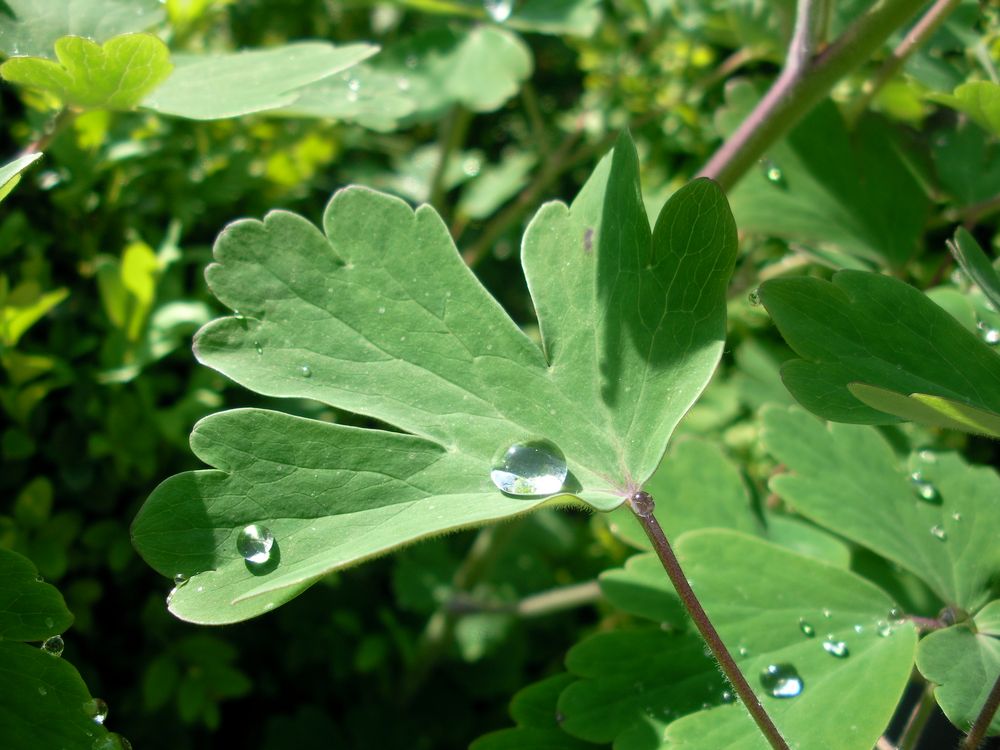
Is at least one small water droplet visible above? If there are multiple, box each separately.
[930,524,947,541]
[951,512,961,521]
[760,158,785,186]
[887,607,904,622]
[822,638,849,658]
[853,624,864,634]
[92,733,132,750]
[347,78,361,92]
[483,0,513,22]
[977,320,1000,345]
[918,449,937,463]
[760,664,803,698]
[44,617,54,628]
[395,76,411,92]
[300,365,312,378]
[254,341,263,355]
[748,288,761,307]
[798,618,815,637]
[41,635,64,657]
[233,310,244,320]
[876,620,892,637]
[721,690,735,704]
[490,440,567,496]
[237,524,275,564]
[84,698,109,725]
[462,157,481,177]
[38,686,47,696]
[738,646,750,657]
[630,491,655,517]
[172,573,187,585]
[822,608,832,619]
[909,472,940,503]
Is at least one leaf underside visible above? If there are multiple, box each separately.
[131,132,738,624]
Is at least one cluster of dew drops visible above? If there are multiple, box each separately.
[37,633,129,748]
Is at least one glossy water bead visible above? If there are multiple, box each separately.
[490,440,567,496]
[759,664,803,698]
[237,524,275,564]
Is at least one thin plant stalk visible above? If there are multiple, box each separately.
[429,105,472,214]
[698,0,928,191]
[962,672,1000,750]
[898,683,936,750]
[627,492,790,750]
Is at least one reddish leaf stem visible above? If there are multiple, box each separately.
[627,492,790,750]
[962,672,1000,749]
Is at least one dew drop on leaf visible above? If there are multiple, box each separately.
[748,288,761,307]
[822,638,849,658]
[490,440,567,496]
[300,365,312,378]
[395,77,411,92]
[254,340,263,355]
[875,620,892,637]
[759,664,803,698]
[41,635,64,657]
[929,524,947,541]
[909,472,940,504]
[483,0,513,22]
[172,573,187,585]
[237,524,275,564]
[84,698,109,725]
[977,320,1000,345]
[721,690,735,704]
[951,512,961,521]
[798,618,815,637]
[92,733,132,750]
[759,158,785,186]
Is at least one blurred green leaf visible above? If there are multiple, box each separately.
[1,33,172,110]
[758,270,1000,431]
[0,279,69,348]
[928,80,1000,136]
[915,600,1000,737]
[0,153,42,203]
[141,41,378,120]
[763,406,1000,612]
[0,0,164,58]
[948,227,1000,312]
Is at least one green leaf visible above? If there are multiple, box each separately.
[848,384,1000,439]
[131,132,738,624]
[928,81,1000,136]
[280,27,531,127]
[562,531,917,750]
[1,33,172,111]
[915,601,1000,736]
[0,0,164,58]
[0,641,111,748]
[507,0,601,36]
[458,151,536,220]
[470,726,592,750]
[472,674,593,749]
[0,152,42,203]
[141,41,378,120]
[762,406,1000,612]
[758,270,1000,430]
[600,553,687,624]
[948,227,1000,312]
[0,280,69,348]
[0,547,73,641]
[719,84,927,267]
[932,121,1000,208]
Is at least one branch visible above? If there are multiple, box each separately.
[447,580,603,618]
[628,492,790,750]
[962,672,1000,750]
[698,0,928,191]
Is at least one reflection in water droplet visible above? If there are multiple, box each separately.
[930,524,947,541]
[721,690,735,704]
[876,620,892,637]
[760,158,785,185]
[41,635,64,657]
[490,440,567,496]
[173,573,187,585]
[822,638,849,658]
[888,607,904,622]
[798,618,815,637]
[85,698,109,725]
[483,0,513,22]
[300,365,312,378]
[909,472,940,503]
[237,524,275,564]
[760,664,803,698]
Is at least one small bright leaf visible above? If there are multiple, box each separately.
[928,81,1000,136]
[948,227,1000,311]
[131,133,738,624]
[0,547,73,641]
[0,152,42,203]
[915,600,1000,737]
[0,280,69,348]
[1,33,172,110]
[0,0,164,59]
[762,406,1000,612]
[758,270,1000,429]
[141,42,378,120]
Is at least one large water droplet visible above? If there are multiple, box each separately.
[759,664,803,698]
[929,524,947,541]
[85,698,109,725]
[237,524,275,564]
[41,635,64,657]
[822,638,849,658]
[909,472,940,504]
[490,440,567,496]
[483,0,513,22]
[798,618,815,637]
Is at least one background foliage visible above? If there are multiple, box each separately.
[1,0,999,748]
